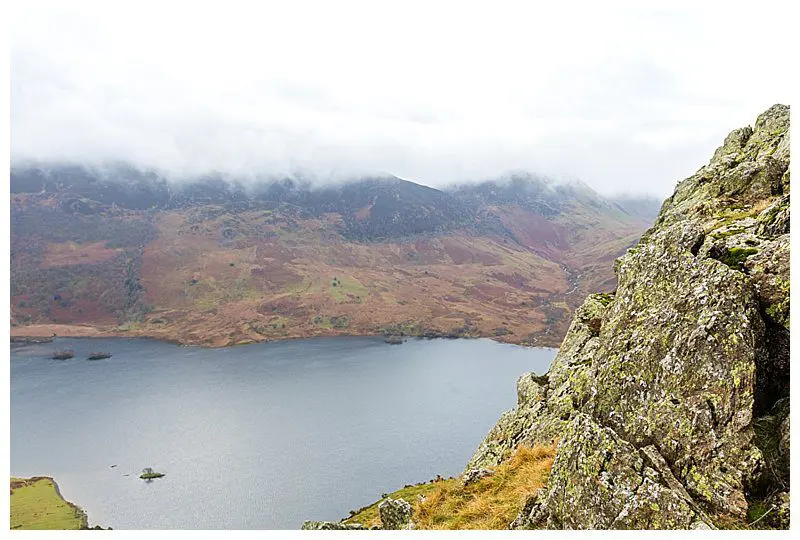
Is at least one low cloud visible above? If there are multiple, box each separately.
[10,1,792,196]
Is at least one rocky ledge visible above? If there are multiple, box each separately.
[466,104,790,529]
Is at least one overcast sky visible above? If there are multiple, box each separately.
[9,1,793,196]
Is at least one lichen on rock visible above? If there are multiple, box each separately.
[461,467,493,486]
[522,414,712,529]
[751,397,790,492]
[466,292,612,471]
[468,104,790,530]
[763,492,790,529]
[378,497,414,530]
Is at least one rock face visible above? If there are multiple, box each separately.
[461,467,493,486]
[752,397,790,493]
[378,498,415,530]
[468,105,790,529]
[764,491,790,529]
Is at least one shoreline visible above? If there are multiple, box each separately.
[48,477,89,528]
[10,323,564,350]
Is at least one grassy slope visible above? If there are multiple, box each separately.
[345,445,555,529]
[11,197,650,348]
[10,477,88,530]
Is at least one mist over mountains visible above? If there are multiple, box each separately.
[10,161,660,241]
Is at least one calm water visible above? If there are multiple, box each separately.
[10,336,555,529]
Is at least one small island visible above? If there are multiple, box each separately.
[51,350,75,360]
[139,467,165,480]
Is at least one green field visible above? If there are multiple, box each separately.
[330,275,368,303]
[10,477,88,530]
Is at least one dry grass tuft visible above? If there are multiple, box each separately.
[415,444,555,529]
[345,444,555,530]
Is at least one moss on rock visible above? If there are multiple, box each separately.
[467,104,790,530]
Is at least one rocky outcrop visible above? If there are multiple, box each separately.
[300,497,415,530]
[763,492,790,529]
[468,105,790,529]
[461,467,493,486]
[378,498,415,530]
[752,397,790,493]
[300,521,367,530]
[522,414,714,529]
[467,294,612,471]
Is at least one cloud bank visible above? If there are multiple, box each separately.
[10,1,793,196]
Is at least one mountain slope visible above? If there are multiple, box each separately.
[10,167,653,347]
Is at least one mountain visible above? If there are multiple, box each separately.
[10,164,654,347]
[330,104,790,530]
[608,193,664,221]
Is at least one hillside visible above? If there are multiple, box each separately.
[10,477,88,530]
[304,104,790,530]
[10,168,653,347]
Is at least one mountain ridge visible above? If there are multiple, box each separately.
[10,165,653,347]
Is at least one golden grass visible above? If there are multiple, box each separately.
[417,444,555,530]
[344,482,447,528]
[345,444,555,530]
[10,477,87,530]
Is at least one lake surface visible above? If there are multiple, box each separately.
[10,336,555,529]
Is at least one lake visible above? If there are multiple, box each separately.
[10,336,556,529]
